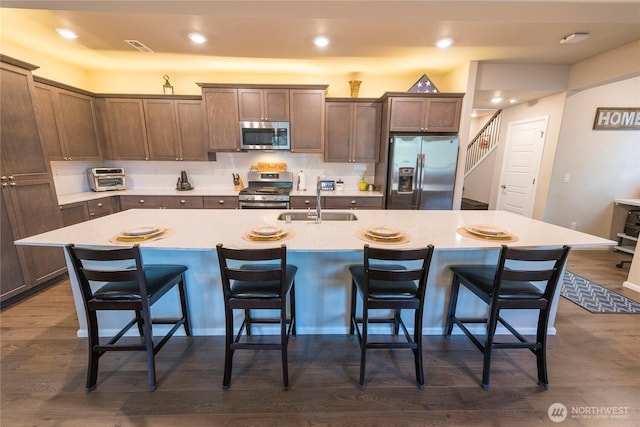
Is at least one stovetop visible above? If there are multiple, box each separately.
[239,171,293,201]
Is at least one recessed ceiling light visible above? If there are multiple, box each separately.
[560,33,589,44]
[491,97,503,104]
[314,36,329,48]
[435,38,453,49]
[189,33,207,44]
[55,28,78,40]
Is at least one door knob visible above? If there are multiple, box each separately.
[500,185,507,189]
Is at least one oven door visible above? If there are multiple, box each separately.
[239,200,290,209]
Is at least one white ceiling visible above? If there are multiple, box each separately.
[2,1,639,110]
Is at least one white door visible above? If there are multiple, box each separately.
[497,116,548,217]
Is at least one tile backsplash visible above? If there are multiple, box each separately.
[51,152,375,196]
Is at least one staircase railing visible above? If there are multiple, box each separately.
[464,109,502,175]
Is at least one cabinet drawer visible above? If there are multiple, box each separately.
[87,197,114,218]
[324,196,382,209]
[60,202,89,226]
[119,196,164,210]
[290,196,319,209]
[203,196,239,209]
[163,196,204,209]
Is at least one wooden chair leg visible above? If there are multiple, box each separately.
[349,281,357,335]
[481,307,499,390]
[244,309,252,336]
[536,308,550,389]
[141,309,156,391]
[290,283,296,337]
[178,277,192,336]
[358,303,368,390]
[281,306,289,389]
[85,311,100,392]
[223,309,234,389]
[445,275,461,336]
[414,310,425,389]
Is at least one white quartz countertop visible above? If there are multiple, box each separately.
[17,208,615,252]
[615,198,640,207]
[57,189,382,205]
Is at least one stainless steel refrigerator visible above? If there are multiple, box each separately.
[386,135,459,209]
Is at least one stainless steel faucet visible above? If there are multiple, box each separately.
[307,176,322,223]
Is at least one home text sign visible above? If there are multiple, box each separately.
[593,108,640,130]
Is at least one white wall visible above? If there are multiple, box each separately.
[544,76,640,238]
[487,92,568,219]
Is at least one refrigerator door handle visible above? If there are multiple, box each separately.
[414,153,425,209]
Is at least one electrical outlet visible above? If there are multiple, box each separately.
[570,221,577,230]
[563,173,570,183]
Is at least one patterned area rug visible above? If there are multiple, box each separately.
[561,271,640,314]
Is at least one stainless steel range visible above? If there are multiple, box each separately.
[238,171,293,209]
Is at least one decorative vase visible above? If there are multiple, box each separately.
[349,80,362,98]
[358,180,368,191]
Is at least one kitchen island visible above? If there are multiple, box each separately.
[16,209,614,338]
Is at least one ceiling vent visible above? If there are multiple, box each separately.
[124,40,154,53]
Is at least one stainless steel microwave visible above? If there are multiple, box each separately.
[239,121,290,150]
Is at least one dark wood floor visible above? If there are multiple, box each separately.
[1,248,638,426]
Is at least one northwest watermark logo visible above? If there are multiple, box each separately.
[548,402,629,422]
[548,403,567,423]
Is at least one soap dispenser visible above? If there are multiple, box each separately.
[297,170,306,191]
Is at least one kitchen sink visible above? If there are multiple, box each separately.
[277,212,358,221]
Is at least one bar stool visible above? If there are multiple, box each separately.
[66,244,192,392]
[216,243,297,389]
[445,244,571,389]
[349,244,434,389]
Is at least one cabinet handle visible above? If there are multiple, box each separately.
[139,199,145,204]
[68,157,72,161]
[9,182,16,187]
[0,176,7,181]
[180,200,186,204]
[176,157,179,161]
[350,200,356,204]
[219,200,225,204]
[2,183,8,188]
[7,176,13,180]
[90,213,95,217]
[97,203,103,207]
[304,200,310,205]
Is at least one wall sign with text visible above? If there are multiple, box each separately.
[593,108,640,130]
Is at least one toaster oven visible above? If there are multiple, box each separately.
[86,168,126,192]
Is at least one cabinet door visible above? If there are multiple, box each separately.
[324,102,352,162]
[33,83,65,160]
[1,192,28,301]
[0,63,52,181]
[143,99,180,160]
[4,179,65,285]
[424,97,462,132]
[389,97,428,132]
[176,100,207,160]
[290,89,325,153]
[263,89,289,121]
[104,98,150,160]
[57,89,102,160]
[60,202,90,226]
[203,196,239,209]
[238,89,289,121]
[237,89,263,121]
[202,88,240,151]
[352,102,381,163]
